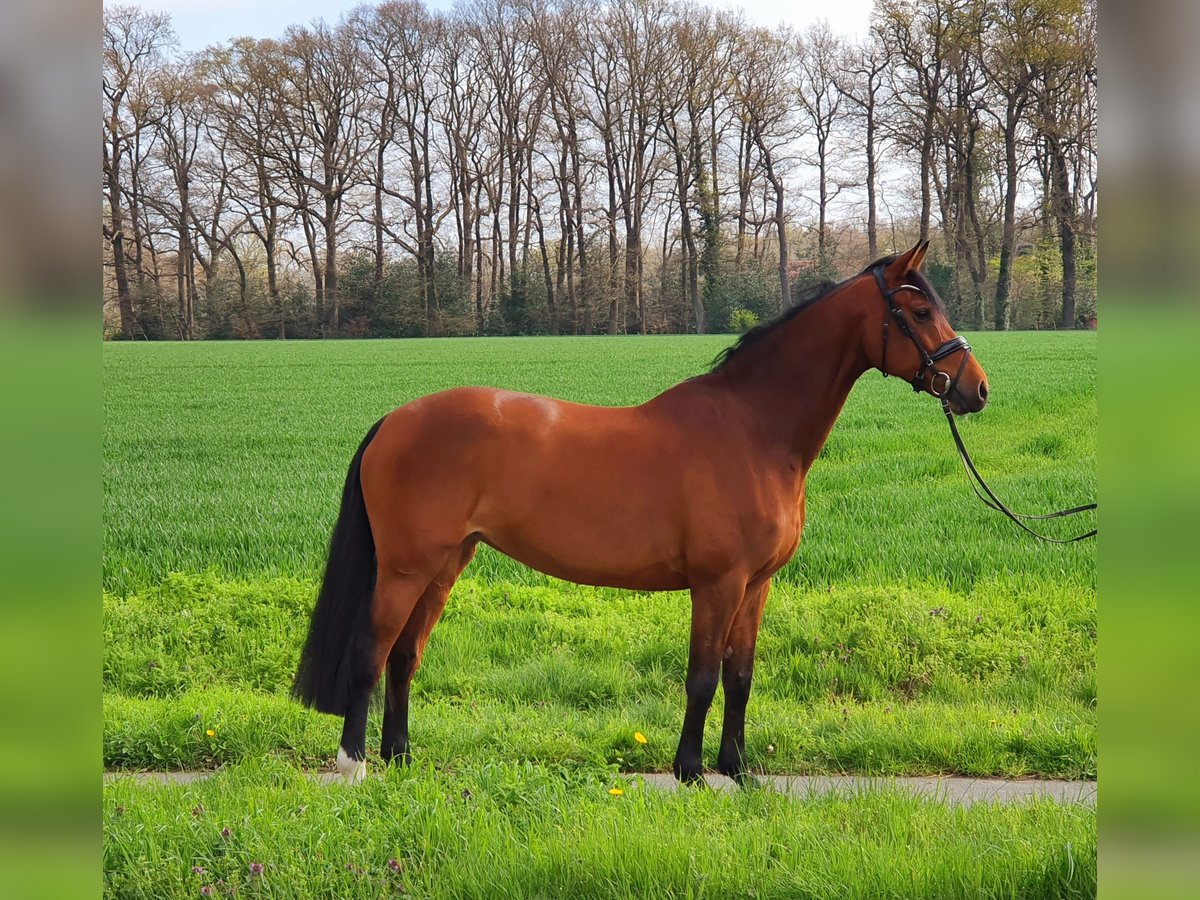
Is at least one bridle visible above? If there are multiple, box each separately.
[869,263,1097,544]
[871,263,973,400]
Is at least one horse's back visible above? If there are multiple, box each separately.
[360,386,695,586]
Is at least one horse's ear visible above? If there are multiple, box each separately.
[910,239,930,271]
[886,240,929,278]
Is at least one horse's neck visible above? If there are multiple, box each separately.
[713,298,870,472]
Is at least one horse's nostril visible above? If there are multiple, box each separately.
[978,382,989,402]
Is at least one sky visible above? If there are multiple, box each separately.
[109,0,876,53]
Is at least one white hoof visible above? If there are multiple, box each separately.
[336,748,367,783]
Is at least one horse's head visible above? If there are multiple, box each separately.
[862,241,989,415]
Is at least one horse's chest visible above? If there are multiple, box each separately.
[745,496,804,571]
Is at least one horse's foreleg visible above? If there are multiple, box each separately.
[716,578,771,785]
[381,540,476,765]
[673,576,747,785]
[336,569,429,783]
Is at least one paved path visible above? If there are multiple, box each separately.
[104,771,1095,806]
[633,773,1095,805]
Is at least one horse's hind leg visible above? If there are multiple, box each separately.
[673,575,747,785]
[336,568,434,783]
[716,578,771,785]
[381,539,477,765]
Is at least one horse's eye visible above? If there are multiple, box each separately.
[914,308,932,321]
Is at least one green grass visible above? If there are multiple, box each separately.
[104,759,1096,899]
[104,572,1094,777]
[103,333,1095,595]
[103,333,1097,896]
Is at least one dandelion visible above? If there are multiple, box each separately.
[633,732,648,745]
[766,744,776,754]
[206,729,216,737]
[248,862,264,877]
[608,787,624,796]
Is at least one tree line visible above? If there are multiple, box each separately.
[102,0,1096,340]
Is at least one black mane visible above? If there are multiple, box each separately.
[710,252,943,372]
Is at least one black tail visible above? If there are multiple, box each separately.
[293,417,387,715]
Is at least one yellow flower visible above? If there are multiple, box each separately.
[206,729,216,737]
[633,732,648,745]
[608,788,624,796]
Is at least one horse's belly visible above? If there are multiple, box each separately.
[480,532,689,591]
[472,490,688,591]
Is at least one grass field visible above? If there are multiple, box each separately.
[103,332,1096,897]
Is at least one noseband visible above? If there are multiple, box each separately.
[871,263,972,399]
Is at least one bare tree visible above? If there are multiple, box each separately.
[877,0,954,243]
[733,26,800,307]
[1029,0,1095,328]
[795,23,849,263]
[837,33,892,259]
[102,0,1098,338]
[103,6,175,338]
[204,38,291,337]
[276,21,371,333]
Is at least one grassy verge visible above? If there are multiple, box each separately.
[104,573,1094,778]
[104,759,1095,899]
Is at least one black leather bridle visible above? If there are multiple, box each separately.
[870,263,1097,544]
[871,263,973,400]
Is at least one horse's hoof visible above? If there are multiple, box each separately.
[381,748,411,768]
[672,764,707,787]
[730,771,764,790]
[336,748,367,783]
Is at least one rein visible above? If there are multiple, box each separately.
[940,402,1097,543]
[869,263,1098,544]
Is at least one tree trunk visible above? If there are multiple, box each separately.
[533,197,557,334]
[266,226,283,339]
[176,180,194,340]
[865,97,878,259]
[106,138,138,339]
[994,110,1020,330]
[1047,136,1077,328]
[324,194,339,334]
[673,137,702,334]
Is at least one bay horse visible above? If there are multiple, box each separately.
[294,241,989,785]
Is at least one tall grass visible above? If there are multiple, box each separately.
[103,333,1095,595]
[104,573,1094,776]
[104,759,1096,899]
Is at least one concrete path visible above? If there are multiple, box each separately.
[632,773,1095,806]
[104,771,1095,806]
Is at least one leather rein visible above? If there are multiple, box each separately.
[870,264,1097,544]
